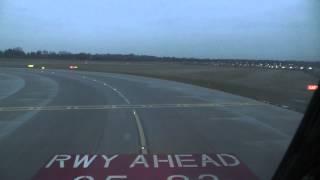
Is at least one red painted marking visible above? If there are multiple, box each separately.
[307,84,318,91]
[33,154,258,180]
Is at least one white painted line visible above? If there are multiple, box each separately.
[99,81,147,154]
[0,102,262,112]
[124,98,130,104]
[132,109,148,154]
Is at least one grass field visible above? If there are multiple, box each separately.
[1,58,319,113]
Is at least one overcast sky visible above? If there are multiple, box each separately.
[0,0,319,60]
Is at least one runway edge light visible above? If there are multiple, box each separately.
[307,84,318,91]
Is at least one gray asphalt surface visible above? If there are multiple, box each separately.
[0,68,303,180]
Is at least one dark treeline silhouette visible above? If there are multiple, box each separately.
[0,47,319,68]
[1,47,26,57]
[0,47,182,62]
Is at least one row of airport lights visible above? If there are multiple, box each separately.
[27,64,78,69]
[262,64,313,70]
[229,63,313,70]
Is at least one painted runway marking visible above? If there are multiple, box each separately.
[0,102,263,112]
[99,80,146,154]
[83,76,147,154]
[132,109,147,154]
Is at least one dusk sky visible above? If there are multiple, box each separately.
[0,0,319,60]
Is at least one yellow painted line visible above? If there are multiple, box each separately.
[0,103,263,112]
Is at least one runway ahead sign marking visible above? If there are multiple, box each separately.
[33,154,258,180]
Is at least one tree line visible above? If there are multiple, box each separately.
[0,47,179,62]
[0,47,319,68]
